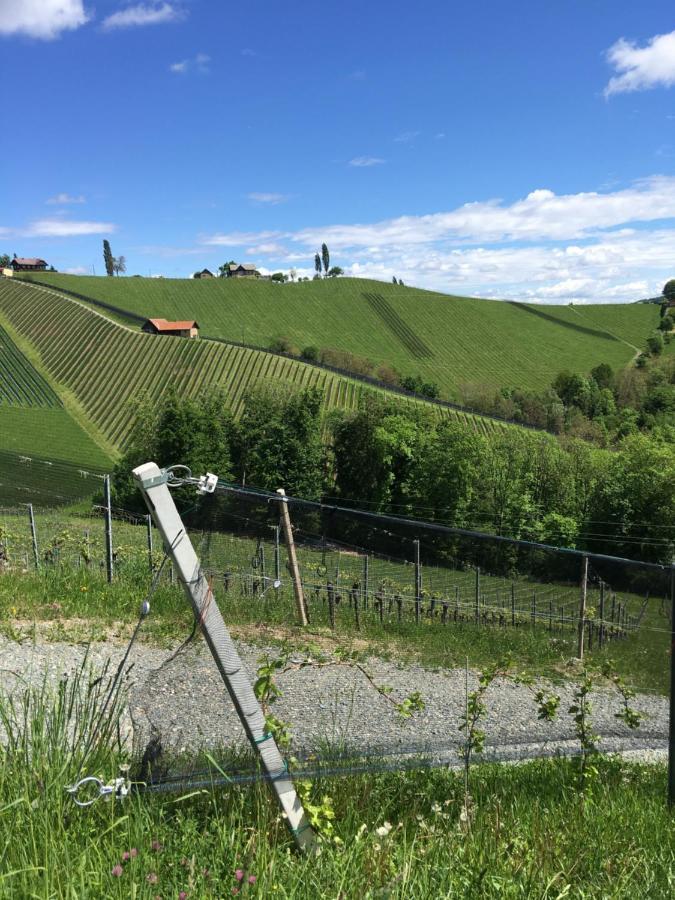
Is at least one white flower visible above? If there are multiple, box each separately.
[375,821,393,838]
[431,802,442,815]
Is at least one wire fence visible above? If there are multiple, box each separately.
[1,475,672,806]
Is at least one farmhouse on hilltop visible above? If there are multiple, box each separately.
[193,268,214,279]
[142,318,200,339]
[227,263,260,278]
[10,257,48,272]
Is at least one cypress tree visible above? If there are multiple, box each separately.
[321,242,330,277]
[103,240,114,277]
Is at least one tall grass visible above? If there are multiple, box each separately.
[0,663,672,898]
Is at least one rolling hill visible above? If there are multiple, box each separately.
[17,273,660,399]
[0,280,508,487]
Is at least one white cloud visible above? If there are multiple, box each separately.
[0,0,89,40]
[64,266,89,274]
[394,130,420,143]
[247,192,290,205]
[246,242,288,256]
[605,30,675,96]
[169,51,209,74]
[24,219,116,237]
[102,2,183,31]
[198,177,675,303]
[46,192,86,205]
[288,176,675,248]
[241,47,256,57]
[200,230,282,247]
[349,156,386,167]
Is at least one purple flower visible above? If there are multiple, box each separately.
[179,893,188,900]
[151,840,163,852]
[235,869,244,882]
[146,872,158,884]
[248,875,257,885]
[121,851,130,862]
[129,848,138,858]
[111,864,123,878]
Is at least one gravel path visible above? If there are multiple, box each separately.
[0,634,668,768]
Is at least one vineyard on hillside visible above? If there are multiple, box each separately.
[0,323,60,407]
[21,273,660,397]
[0,280,508,455]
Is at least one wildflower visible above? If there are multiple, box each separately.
[356,823,367,840]
[375,821,393,838]
[248,875,257,885]
[151,840,162,851]
[80,586,88,592]
[146,872,158,884]
[232,890,240,896]
[180,858,190,867]
[121,852,130,862]
[130,848,138,858]
[431,802,442,815]
[235,869,245,882]
[179,894,188,900]
[111,865,123,878]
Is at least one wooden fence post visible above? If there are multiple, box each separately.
[27,503,39,570]
[414,539,422,625]
[577,555,589,660]
[276,489,308,626]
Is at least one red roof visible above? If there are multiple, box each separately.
[145,318,199,331]
[12,258,47,266]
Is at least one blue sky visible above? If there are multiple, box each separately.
[1,0,674,302]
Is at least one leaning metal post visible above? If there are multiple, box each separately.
[132,462,316,851]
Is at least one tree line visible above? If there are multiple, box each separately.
[111,386,674,572]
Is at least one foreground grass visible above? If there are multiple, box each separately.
[1,726,672,898]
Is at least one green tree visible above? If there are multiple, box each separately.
[662,279,675,303]
[110,389,234,515]
[314,253,322,277]
[0,254,10,268]
[327,266,343,277]
[321,243,330,278]
[410,420,486,526]
[590,363,614,389]
[112,255,126,276]
[218,260,237,277]
[102,240,114,277]
[234,387,325,498]
[647,333,664,356]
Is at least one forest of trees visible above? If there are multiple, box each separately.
[112,387,674,570]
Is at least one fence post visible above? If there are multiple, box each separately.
[276,489,308,626]
[274,525,281,583]
[362,555,369,609]
[27,503,39,570]
[414,539,421,625]
[577,555,589,660]
[598,581,605,647]
[133,461,316,851]
[511,584,515,626]
[475,567,480,624]
[531,593,536,628]
[327,580,336,630]
[103,474,113,583]
[146,514,153,573]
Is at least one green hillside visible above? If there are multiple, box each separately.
[20,273,660,398]
[0,280,506,467]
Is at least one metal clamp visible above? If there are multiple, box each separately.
[196,472,218,495]
[66,773,130,807]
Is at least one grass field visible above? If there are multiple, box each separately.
[20,273,661,398]
[0,280,509,456]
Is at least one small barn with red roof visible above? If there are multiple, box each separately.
[142,318,200,339]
